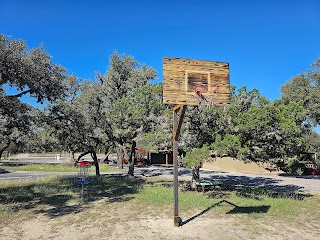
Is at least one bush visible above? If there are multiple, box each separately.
[284,157,305,175]
[210,134,241,158]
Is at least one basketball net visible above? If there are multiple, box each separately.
[192,83,219,109]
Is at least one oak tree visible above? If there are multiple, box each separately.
[0,35,67,158]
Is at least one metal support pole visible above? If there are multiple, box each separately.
[173,108,179,227]
[81,183,84,200]
[172,104,186,227]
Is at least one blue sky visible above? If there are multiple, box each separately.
[1,0,320,102]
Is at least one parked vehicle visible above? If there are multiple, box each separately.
[304,163,320,176]
[122,147,149,165]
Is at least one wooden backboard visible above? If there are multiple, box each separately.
[163,57,230,106]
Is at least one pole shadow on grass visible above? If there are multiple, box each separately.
[181,200,270,226]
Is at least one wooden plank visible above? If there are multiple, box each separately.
[164,100,231,106]
[165,102,230,107]
[173,105,187,141]
[163,95,231,102]
[163,93,231,100]
[173,104,182,111]
[164,85,231,94]
[164,70,229,79]
[164,67,228,74]
[164,71,229,82]
[162,96,231,105]
[164,65,229,73]
[163,57,229,68]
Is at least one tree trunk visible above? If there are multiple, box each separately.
[128,141,136,176]
[122,144,129,161]
[0,143,10,160]
[69,150,75,162]
[103,148,112,163]
[115,140,129,169]
[76,150,100,176]
[192,166,200,182]
[91,151,100,177]
[115,142,124,169]
[191,166,200,190]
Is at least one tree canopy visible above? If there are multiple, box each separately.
[0,35,66,104]
[179,86,310,176]
[281,58,320,125]
[42,51,158,176]
[0,34,67,158]
[1,34,319,176]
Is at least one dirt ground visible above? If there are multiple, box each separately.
[202,157,284,175]
[0,198,318,240]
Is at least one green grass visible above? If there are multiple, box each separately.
[0,176,76,221]
[0,176,319,225]
[133,185,215,211]
[1,163,116,173]
[132,183,310,218]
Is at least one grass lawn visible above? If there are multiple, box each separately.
[0,175,318,220]
[0,175,319,239]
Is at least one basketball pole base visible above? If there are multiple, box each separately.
[174,215,180,227]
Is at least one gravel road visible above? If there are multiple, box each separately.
[133,166,320,194]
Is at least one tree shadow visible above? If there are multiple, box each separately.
[205,189,232,199]
[0,168,11,174]
[226,205,270,214]
[181,200,270,226]
[106,196,135,203]
[0,175,146,218]
[278,173,320,180]
[34,204,86,218]
[135,166,173,177]
[135,166,315,198]
[233,185,311,200]
[134,165,192,177]
[204,174,311,200]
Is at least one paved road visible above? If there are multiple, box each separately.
[133,166,320,194]
[1,164,320,194]
[0,171,77,180]
[0,156,93,165]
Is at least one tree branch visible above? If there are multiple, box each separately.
[8,89,32,98]
[77,151,91,162]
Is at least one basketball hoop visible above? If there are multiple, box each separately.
[162,57,231,227]
[192,83,219,108]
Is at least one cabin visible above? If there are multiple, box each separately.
[150,150,173,165]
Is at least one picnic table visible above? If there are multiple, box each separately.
[195,180,223,193]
